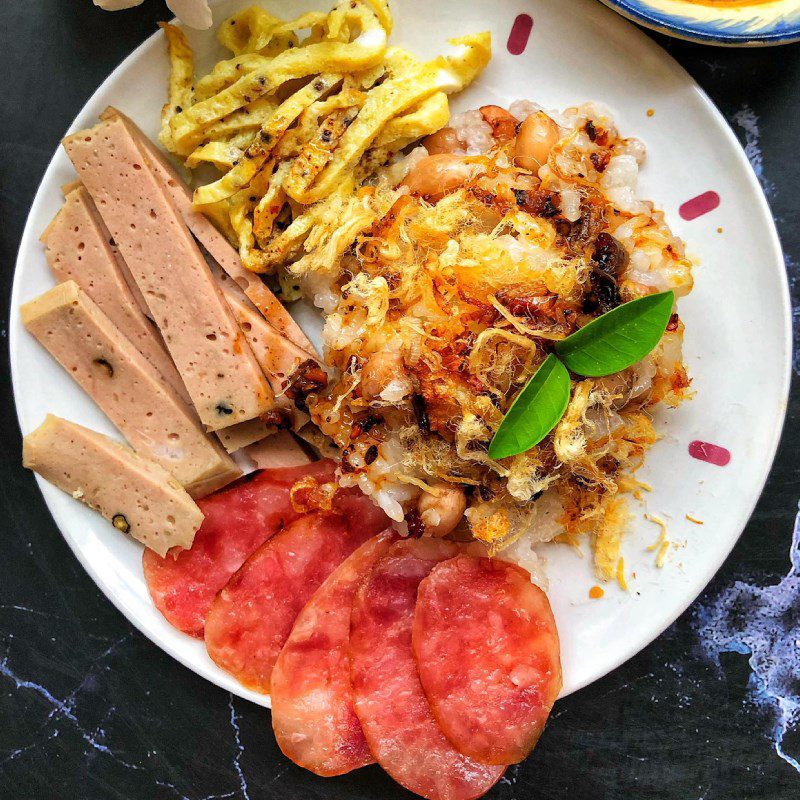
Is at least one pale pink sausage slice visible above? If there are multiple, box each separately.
[205,500,390,693]
[349,539,505,800]
[413,556,562,765]
[101,106,318,357]
[63,116,274,430]
[40,186,189,404]
[271,531,397,776]
[143,460,335,637]
[21,281,241,498]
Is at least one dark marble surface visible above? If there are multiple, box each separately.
[1,2,798,798]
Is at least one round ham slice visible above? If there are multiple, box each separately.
[143,460,336,637]
[413,556,561,765]
[349,539,505,800]
[205,506,390,693]
[271,531,397,776]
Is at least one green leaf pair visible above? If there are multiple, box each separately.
[488,290,675,460]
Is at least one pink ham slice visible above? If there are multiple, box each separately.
[413,556,562,765]
[204,504,391,693]
[270,530,397,776]
[143,460,336,637]
[349,539,505,800]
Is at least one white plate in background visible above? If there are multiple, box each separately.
[10,0,790,705]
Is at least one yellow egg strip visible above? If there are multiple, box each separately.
[158,3,491,277]
[197,197,238,244]
[284,106,359,201]
[616,557,628,591]
[254,162,292,246]
[193,73,343,206]
[363,0,393,34]
[275,83,371,162]
[169,4,387,151]
[229,164,277,267]
[185,97,278,158]
[291,33,490,204]
[158,23,195,152]
[217,7,283,54]
[216,7,313,57]
[244,208,318,273]
[194,54,273,103]
[271,11,331,40]
[373,92,450,148]
[185,141,243,171]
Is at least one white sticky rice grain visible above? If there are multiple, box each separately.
[396,145,428,178]
[602,154,640,191]
[450,109,494,155]
[559,186,582,222]
[496,233,528,262]
[345,437,422,522]
[497,489,567,587]
[601,155,648,214]
[500,538,548,588]
[626,265,672,293]
[372,488,405,522]
[508,99,542,121]
[628,248,652,273]
[619,137,647,166]
[302,271,339,314]
[379,377,413,403]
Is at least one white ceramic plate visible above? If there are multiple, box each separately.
[10,0,790,707]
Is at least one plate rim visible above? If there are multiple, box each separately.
[9,0,792,704]
[599,0,800,45]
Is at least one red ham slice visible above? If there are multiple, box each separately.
[205,505,390,693]
[413,556,561,765]
[349,539,505,800]
[271,530,397,776]
[143,461,336,637]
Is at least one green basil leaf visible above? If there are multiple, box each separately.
[488,354,571,460]
[555,290,675,377]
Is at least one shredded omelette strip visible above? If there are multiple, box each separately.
[159,1,490,273]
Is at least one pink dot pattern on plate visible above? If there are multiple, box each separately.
[507,14,533,55]
[679,191,720,221]
[688,440,731,467]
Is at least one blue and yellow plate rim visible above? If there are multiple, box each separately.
[599,0,800,46]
